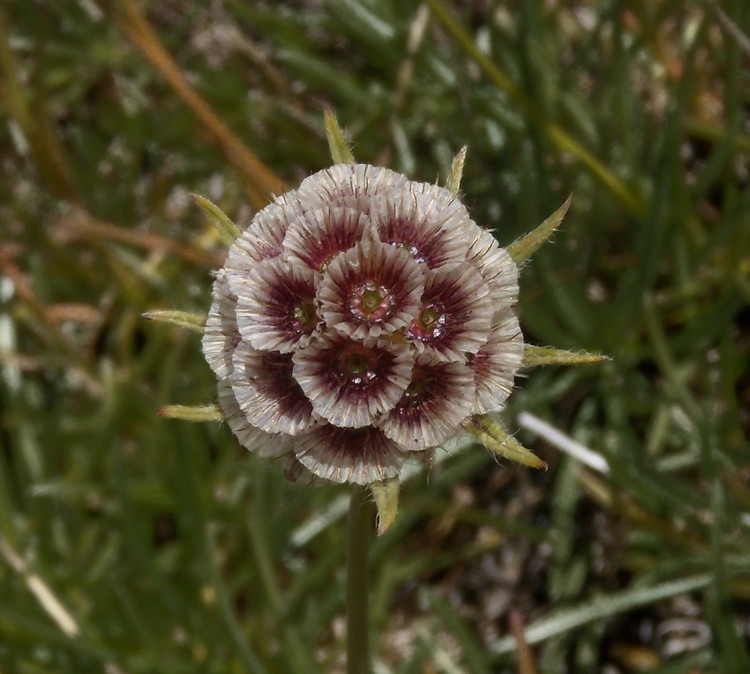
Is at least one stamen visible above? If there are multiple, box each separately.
[292,303,317,331]
[349,282,396,322]
[408,304,447,341]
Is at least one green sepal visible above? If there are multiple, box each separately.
[523,344,611,367]
[141,310,206,333]
[508,196,571,266]
[464,414,547,469]
[445,146,467,195]
[191,194,240,245]
[324,108,355,164]
[369,477,399,536]
[158,404,223,422]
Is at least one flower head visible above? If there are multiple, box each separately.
[203,162,524,486]
[147,118,607,535]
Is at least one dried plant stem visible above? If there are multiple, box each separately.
[0,535,79,638]
[112,0,286,203]
[346,485,373,674]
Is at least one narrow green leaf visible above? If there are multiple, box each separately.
[508,197,571,266]
[445,145,467,195]
[369,478,399,536]
[324,108,355,164]
[423,0,644,215]
[157,404,223,422]
[464,415,547,469]
[191,194,240,245]
[491,574,712,654]
[141,309,206,333]
[523,344,611,367]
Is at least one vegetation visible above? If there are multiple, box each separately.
[1,1,748,672]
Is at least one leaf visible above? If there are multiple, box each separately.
[508,197,571,266]
[157,404,223,422]
[491,574,712,654]
[445,146,467,195]
[324,108,355,164]
[141,310,206,333]
[369,478,399,536]
[191,194,240,245]
[463,415,547,469]
[523,344,611,367]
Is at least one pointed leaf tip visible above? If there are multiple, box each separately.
[464,415,547,470]
[142,309,206,333]
[158,404,223,422]
[191,194,240,245]
[446,146,467,195]
[324,108,355,164]
[523,345,611,368]
[508,196,572,266]
[370,478,399,535]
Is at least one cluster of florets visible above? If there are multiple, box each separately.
[202,164,523,485]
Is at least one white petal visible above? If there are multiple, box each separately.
[282,204,372,272]
[292,335,414,428]
[317,238,425,340]
[202,270,239,379]
[369,187,474,269]
[231,341,319,435]
[465,226,519,304]
[296,164,409,209]
[406,262,494,361]
[225,198,299,295]
[378,359,475,451]
[217,380,291,458]
[470,311,524,414]
[293,424,406,485]
[233,257,322,352]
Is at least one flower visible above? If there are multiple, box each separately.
[201,163,524,486]
[148,118,604,534]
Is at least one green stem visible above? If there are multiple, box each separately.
[347,485,373,674]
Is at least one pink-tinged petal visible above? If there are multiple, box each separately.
[465,226,519,304]
[369,188,473,269]
[405,180,471,210]
[292,335,414,428]
[225,198,299,294]
[317,238,425,340]
[469,311,524,414]
[293,424,406,485]
[296,164,409,208]
[202,270,240,379]
[233,257,321,352]
[406,262,494,361]
[282,205,372,272]
[217,380,291,458]
[378,359,475,451]
[231,342,319,435]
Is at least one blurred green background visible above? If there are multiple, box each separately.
[1,1,748,672]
